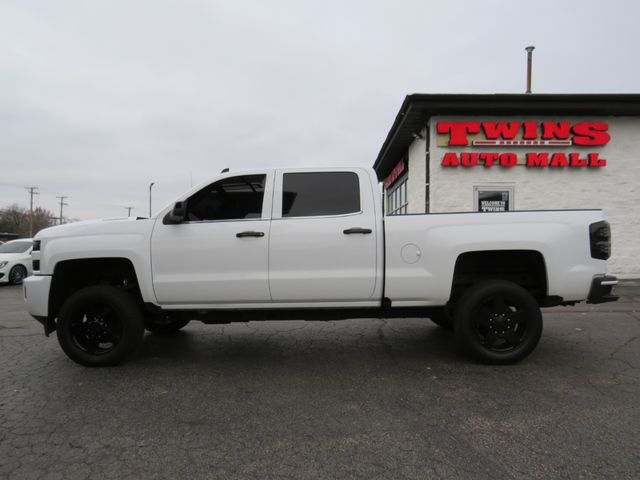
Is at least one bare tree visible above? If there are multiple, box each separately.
[0,204,56,237]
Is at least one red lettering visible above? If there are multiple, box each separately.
[479,152,499,167]
[461,153,478,167]
[499,153,517,167]
[482,122,520,140]
[572,122,610,146]
[550,153,569,167]
[441,152,460,167]
[569,153,588,167]
[437,122,480,146]
[526,152,549,167]
[541,122,571,139]
[522,122,539,139]
[588,153,607,167]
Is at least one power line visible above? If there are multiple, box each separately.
[0,181,27,189]
[56,196,68,224]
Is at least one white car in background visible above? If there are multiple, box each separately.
[0,239,33,285]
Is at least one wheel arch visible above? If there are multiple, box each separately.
[449,250,549,306]
[48,258,143,329]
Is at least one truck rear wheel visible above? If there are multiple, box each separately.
[56,286,145,367]
[454,280,542,364]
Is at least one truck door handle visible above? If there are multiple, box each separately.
[343,227,372,235]
[236,231,265,238]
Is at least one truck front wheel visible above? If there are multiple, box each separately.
[56,286,145,367]
[454,280,543,364]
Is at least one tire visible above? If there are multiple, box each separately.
[8,264,27,285]
[454,280,543,365]
[56,286,145,367]
[429,307,453,330]
[145,315,190,334]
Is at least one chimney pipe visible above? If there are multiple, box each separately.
[525,46,535,94]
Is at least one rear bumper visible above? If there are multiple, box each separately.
[23,275,55,334]
[587,275,619,304]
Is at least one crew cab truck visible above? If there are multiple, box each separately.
[24,167,618,366]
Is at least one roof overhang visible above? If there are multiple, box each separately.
[373,93,640,180]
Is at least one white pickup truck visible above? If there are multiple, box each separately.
[24,167,617,366]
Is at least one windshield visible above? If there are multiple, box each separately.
[0,241,32,254]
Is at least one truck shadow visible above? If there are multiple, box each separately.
[129,319,462,368]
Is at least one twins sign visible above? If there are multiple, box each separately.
[437,121,610,168]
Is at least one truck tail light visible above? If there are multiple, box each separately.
[589,221,611,260]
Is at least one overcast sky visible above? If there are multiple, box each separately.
[1,0,639,220]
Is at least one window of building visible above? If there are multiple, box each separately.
[387,175,408,215]
[282,172,360,217]
[186,174,266,221]
[474,186,515,212]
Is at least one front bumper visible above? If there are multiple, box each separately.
[23,275,54,334]
[587,275,619,304]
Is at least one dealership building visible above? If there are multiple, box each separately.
[373,94,640,277]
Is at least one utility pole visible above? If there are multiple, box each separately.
[124,206,133,216]
[56,196,68,224]
[25,186,39,237]
[149,182,155,217]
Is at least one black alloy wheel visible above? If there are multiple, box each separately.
[57,286,144,366]
[69,302,123,355]
[9,265,27,285]
[454,280,543,364]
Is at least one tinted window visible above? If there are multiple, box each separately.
[282,172,360,217]
[187,175,265,221]
[0,241,32,254]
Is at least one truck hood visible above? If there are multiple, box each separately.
[34,217,155,240]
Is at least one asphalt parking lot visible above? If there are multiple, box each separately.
[1,282,639,480]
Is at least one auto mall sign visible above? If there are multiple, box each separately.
[436,121,610,168]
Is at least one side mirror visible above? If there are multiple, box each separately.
[166,201,187,224]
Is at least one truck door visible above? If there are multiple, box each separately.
[151,172,273,305]
[268,169,378,302]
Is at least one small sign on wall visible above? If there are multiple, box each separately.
[474,186,514,212]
